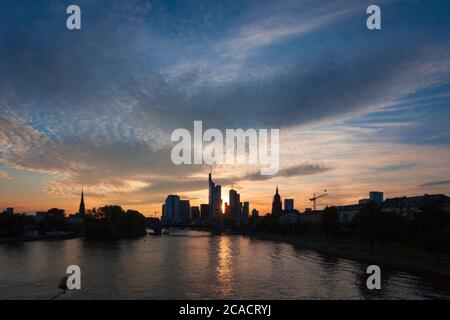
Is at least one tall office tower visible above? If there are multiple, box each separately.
[164,195,180,224]
[208,173,222,219]
[284,199,294,212]
[224,202,230,216]
[178,200,191,224]
[229,188,241,221]
[200,204,210,220]
[369,191,384,205]
[208,173,216,208]
[271,186,283,217]
[242,202,249,223]
[191,206,200,221]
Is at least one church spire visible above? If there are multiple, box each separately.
[79,187,86,216]
[272,185,282,217]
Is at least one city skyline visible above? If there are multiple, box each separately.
[2,172,449,219]
[1,0,450,216]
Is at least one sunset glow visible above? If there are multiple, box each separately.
[1,0,450,217]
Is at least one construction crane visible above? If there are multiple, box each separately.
[309,190,328,211]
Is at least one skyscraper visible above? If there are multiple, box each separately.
[224,202,230,216]
[271,186,283,217]
[242,202,249,223]
[191,206,200,221]
[229,188,241,221]
[79,188,86,216]
[208,173,222,219]
[179,200,191,224]
[200,204,210,220]
[163,195,180,224]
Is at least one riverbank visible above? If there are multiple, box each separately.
[247,232,450,278]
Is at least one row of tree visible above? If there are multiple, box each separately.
[83,205,147,239]
[0,206,147,240]
[248,202,450,261]
[0,208,68,237]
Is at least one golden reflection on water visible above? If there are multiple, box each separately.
[216,236,233,297]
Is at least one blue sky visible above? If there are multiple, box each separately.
[0,0,450,214]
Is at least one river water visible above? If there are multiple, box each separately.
[0,230,449,300]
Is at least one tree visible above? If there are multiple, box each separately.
[353,202,384,252]
[419,228,450,261]
[83,205,147,239]
[1,214,32,237]
[46,208,67,231]
[321,206,339,241]
[293,222,308,239]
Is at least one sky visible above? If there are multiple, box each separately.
[1,0,450,216]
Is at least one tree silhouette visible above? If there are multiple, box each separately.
[353,202,384,252]
[83,205,147,239]
[321,206,339,242]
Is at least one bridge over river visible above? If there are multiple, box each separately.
[145,217,221,235]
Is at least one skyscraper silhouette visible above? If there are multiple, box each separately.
[229,188,241,221]
[208,172,222,219]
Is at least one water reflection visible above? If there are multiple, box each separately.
[216,236,233,297]
[0,232,449,300]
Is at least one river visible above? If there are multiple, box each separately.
[0,230,449,300]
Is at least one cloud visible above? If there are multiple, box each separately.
[1,0,450,211]
[2,0,449,135]
[0,170,10,180]
[243,163,332,181]
[372,163,418,173]
[137,162,331,196]
[419,180,450,187]
[215,4,356,59]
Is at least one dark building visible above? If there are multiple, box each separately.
[242,202,249,222]
[191,206,200,221]
[79,188,86,216]
[284,199,294,212]
[336,204,360,224]
[162,195,191,224]
[229,188,241,221]
[4,207,14,215]
[369,191,384,205]
[200,204,211,220]
[383,194,450,218]
[271,186,283,217]
[179,200,191,223]
[224,202,230,216]
[163,195,180,224]
[208,173,222,219]
[35,211,48,222]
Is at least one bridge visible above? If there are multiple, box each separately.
[145,217,219,235]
